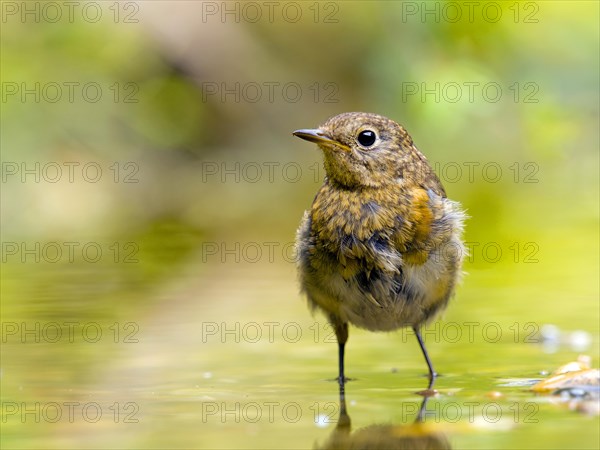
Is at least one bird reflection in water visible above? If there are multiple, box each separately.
[317,383,451,450]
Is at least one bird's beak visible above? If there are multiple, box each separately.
[293,129,350,151]
[293,129,334,144]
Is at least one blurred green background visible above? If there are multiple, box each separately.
[1,1,598,449]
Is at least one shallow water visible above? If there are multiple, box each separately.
[2,1,599,448]
[2,253,598,449]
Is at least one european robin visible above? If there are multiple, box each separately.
[293,112,465,389]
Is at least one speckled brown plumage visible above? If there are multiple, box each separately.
[293,112,466,389]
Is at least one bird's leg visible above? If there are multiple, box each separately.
[413,326,437,390]
[330,317,349,390]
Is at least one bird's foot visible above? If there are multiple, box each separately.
[419,371,438,392]
[415,388,439,397]
[330,375,352,385]
[421,371,439,380]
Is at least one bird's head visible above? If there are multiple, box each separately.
[293,112,430,189]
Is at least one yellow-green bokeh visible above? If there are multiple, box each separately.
[1,1,598,449]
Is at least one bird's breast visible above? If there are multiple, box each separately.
[296,182,465,330]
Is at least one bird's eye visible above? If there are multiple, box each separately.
[357,130,377,147]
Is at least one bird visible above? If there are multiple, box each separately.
[293,112,466,391]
